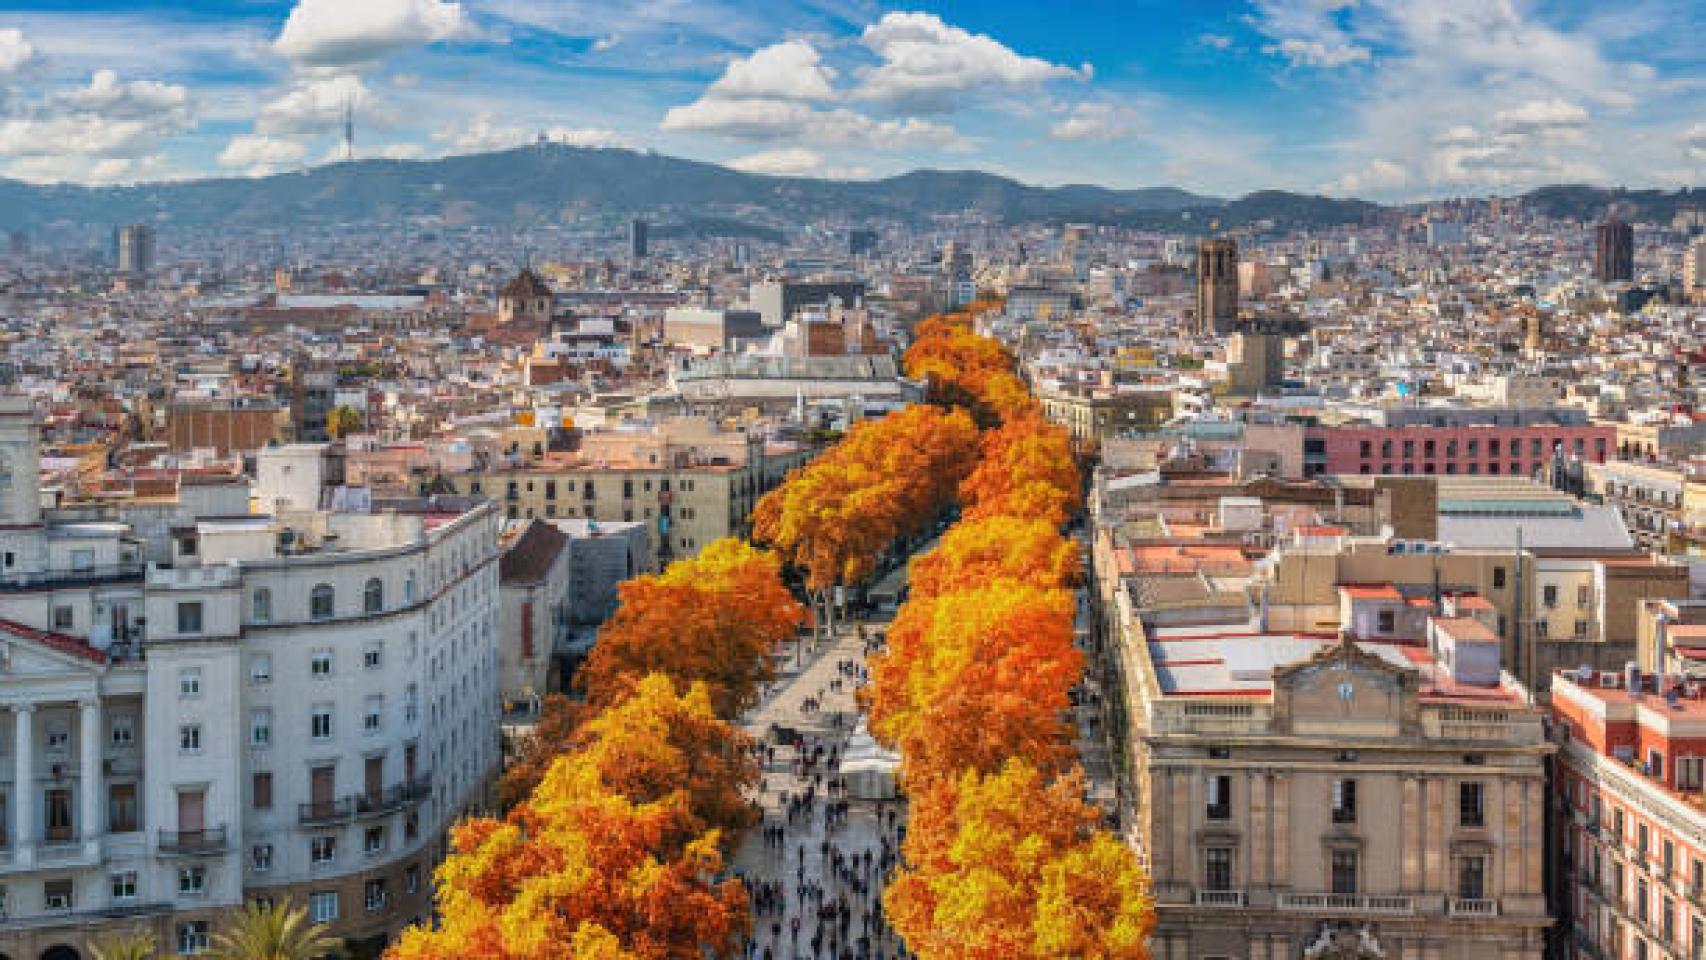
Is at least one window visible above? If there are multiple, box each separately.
[176,601,203,634]
[52,605,73,630]
[1205,847,1233,891]
[310,584,334,620]
[252,588,272,623]
[177,921,210,955]
[310,836,337,865]
[1206,775,1231,820]
[1664,839,1677,878]
[251,843,274,872]
[1679,757,1705,792]
[309,891,339,923]
[1542,585,1558,608]
[364,643,383,670]
[310,649,332,677]
[250,710,271,747]
[110,712,135,746]
[311,706,333,740]
[364,825,385,855]
[1578,584,1591,607]
[1331,779,1357,823]
[179,723,202,753]
[179,667,202,698]
[364,578,384,614]
[1376,610,1396,634]
[1457,855,1485,899]
[365,878,389,912]
[178,866,206,895]
[1492,567,1507,590]
[1330,850,1358,895]
[404,573,417,604]
[70,548,94,571]
[250,653,272,685]
[1459,781,1484,827]
[44,878,73,911]
[405,863,421,893]
[109,784,138,832]
[252,772,273,810]
[364,696,383,733]
[111,870,138,901]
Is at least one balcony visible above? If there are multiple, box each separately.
[1277,892,1415,916]
[402,774,433,803]
[356,787,406,818]
[1195,889,1246,908]
[299,799,354,826]
[158,827,227,856]
[0,561,144,591]
[1449,898,1499,918]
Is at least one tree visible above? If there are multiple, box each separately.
[325,404,363,440]
[388,731,747,960]
[498,693,587,808]
[959,413,1080,527]
[576,539,805,720]
[91,932,157,960]
[209,900,337,960]
[908,516,1078,599]
[866,584,1081,784]
[885,760,1154,960]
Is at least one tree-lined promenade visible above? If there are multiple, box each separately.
[387,301,1153,959]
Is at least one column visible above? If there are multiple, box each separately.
[13,703,35,866]
[1402,776,1422,890]
[80,698,103,856]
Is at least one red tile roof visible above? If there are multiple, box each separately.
[0,619,109,664]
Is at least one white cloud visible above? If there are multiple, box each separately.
[708,40,836,101]
[0,28,36,74]
[258,74,373,135]
[1685,123,1706,163]
[218,134,308,176]
[1049,102,1142,142]
[1267,37,1369,68]
[727,147,825,177]
[379,142,426,159]
[274,0,470,68]
[5,153,179,185]
[1493,98,1589,135]
[434,112,632,153]
[1326,158,1409,195]
[0,70,195,180]
[661,97,965,151]
[56,69,192,121]
[854,12,1089,107]
[1199,33,1235,51]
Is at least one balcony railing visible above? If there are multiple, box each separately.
[1195,889,1245,908]
[1277,892,1415,916]
[1448,898,1499,918]
[299,799,354,826]
[158,827,227,856]
[0,562,144,590]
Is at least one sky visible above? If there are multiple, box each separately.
[0,0,1700,200]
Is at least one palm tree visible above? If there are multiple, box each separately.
[208,900,338,960]
[90,931,157,960]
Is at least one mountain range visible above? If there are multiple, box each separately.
[0,144,1695,236]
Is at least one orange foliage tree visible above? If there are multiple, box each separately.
[902,312,1030,425]
[907,515,1078,599]
[390,676,749,960]
[866,584,1082,784]
[959,412,1081,526]
[498,693,588,808]
[577,538,805,721]
[885,759,1154,960]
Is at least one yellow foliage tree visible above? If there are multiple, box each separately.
[908,516,1078,599]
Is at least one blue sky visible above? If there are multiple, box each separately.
[0,0,1700,199]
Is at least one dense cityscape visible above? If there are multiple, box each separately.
[1,2,1704,960]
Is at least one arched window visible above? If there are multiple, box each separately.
[364,578,384,614]
[252,588,272,624]
[404,572,417,605]
[310,584,334,621]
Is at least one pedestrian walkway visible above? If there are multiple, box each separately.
[734,622,909,960]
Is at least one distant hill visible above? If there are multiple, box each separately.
[1519,184,1702,223]
[0,144,1691,236]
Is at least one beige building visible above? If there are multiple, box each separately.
[1037,383,1175,450]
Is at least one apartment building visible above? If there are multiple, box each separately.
[1551,668,1706,960]
[443,418,808,570]
[1586,460,1689,552]
[0,398,501,957]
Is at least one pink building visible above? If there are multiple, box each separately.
[1305,422,1615,476]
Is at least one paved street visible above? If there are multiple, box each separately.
[734,621,909,960]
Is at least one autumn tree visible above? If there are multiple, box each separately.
[908,516,1078,599]
[577,539,805,720]
[498,693,587,808]
[866,584,1081,783]
[885,759,1154,960]
[390,680,748,960]
[325,404,363,440]
[959,412,1080,526]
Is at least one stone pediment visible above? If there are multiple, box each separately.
[1272,633,1418,738]
[0,620,107,683]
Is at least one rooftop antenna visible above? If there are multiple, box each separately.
[342,96,356,162]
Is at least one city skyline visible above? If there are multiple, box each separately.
[0,0,1700,199]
